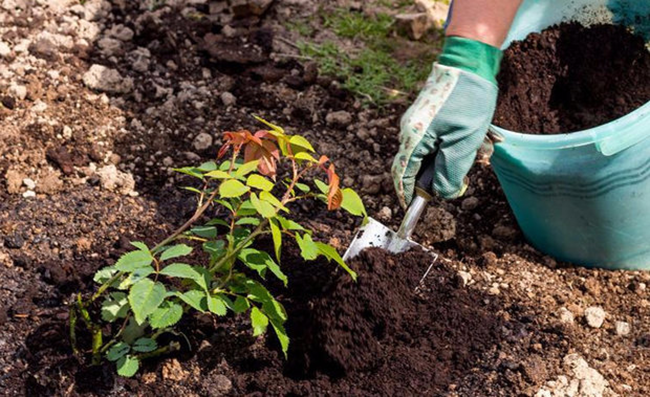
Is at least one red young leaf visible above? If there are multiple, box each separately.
[218,130,253,158]
[318,155,329,166]
[326,164,342,210]
[244,139,280,179]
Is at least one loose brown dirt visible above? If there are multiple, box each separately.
[2,1,650,396]
[494,22,650,134]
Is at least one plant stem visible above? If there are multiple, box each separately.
[69,305,79,355]
[209,220,269,273]
[136,341,181,360]
[76,294,103,365]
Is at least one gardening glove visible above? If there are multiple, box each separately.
[392,36,502,208]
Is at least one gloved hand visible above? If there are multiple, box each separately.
[392,36,503,208]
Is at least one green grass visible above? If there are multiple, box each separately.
[285,19,315,37]
[294,8,440,105]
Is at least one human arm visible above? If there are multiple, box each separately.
[392,0,523,206]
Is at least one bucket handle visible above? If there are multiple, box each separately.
[595,122,650,156]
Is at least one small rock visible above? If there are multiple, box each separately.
[83,64,134,94]
[184,151,201,162]
[46,147,75,175]
[161,359,189,382]
[36,172,64,194]
[563,354,610,396]
[193,133,213,151]
[96,165,135,195]
[461,196,479,211]
[0,41,10,57]
[361,174,382,195]
[395,13,430,40]
[4,233,25,249]
[615,321,631,336]
[326,110,353,127]
[0,250,13,267]
[5,170,24,194]
[203,373,233,396]
[1,96,16,110]
[29,38,58,61]
[376,206,392,221]
[31,100,48,112]
[128,48,151,73]
[8,84,27,101]
[415,207,456,243]
[22,178,36,190]
[220,91,236,106]
[558,307,575,325]
[162,157,174,167]
[457,271,472,287]
[107,24,134,41]
[584,306,606,329]
[22,190,36,198]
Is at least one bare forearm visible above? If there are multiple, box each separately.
[445,0,523,47]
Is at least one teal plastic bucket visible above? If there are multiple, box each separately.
[490,0,650,270]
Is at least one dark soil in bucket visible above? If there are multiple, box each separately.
[493,22,650,134]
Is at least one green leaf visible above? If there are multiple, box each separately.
[236,199,258,216]
[116,356,139,377]
[276,216,305,231]
[250,193,276,218]
[245,280,287,322]
[269,218,282,261]
[191,226,217,238]
[254,115,285,135]
[203,240,226,262]
[293,152,318,163]
[250,307,269,337]
[94,266,118,284]
[315,242,357,281]
[230,296,250,314]
[236,217,261,226]
[182,186,203,195]
[246,174,274,191]
[176,290,207,312]
[295,182,310,193]
[207,293,228,316]
[174,167,203,179]
[341,188,366,217]
[159,263,208,290]
[289,135,315,152]
[149,300,184,329]
[270,318,290,357]
[219,179,250,198]
[295,233,319,261]
[130,241,149,251]
[101,292,130,322]
[115,250,154,272]
[206,218,230,227]
[106,342,130,362]
[116,266,154,290]
[234,160,260,178]
[122,317,147,344]
[214,200,234,213]
[260,191,288,213]
[128,279,167,325]
[197,161,218,172]
[239,248,287,286]
[314,179,328,195]
[132,337,158,353]
[205,170,231,179]
[160,244,193,261]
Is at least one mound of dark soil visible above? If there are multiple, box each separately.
[494,22,650,134]
[236,247,505,395]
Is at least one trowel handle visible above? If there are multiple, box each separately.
[414,157,436,201]
[396,159,436,240]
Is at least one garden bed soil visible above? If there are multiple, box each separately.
[2,1,650,396]
[494,22,650,134]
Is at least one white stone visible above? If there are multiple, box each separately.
[192,132,213,151]
[563,354,610,396]
[96,165,135,195]
[22,190,36,198]
[22,178,36,190]
[31,100,48,112]
[220,91,236,106]
[615,321,631,336]
[584,306,606,329]
[458,271,472,287]
[0,41,11,57]
[62,125,73,139]
[559,307,575,324]
[83,64,133,94]
[8,83,27,100]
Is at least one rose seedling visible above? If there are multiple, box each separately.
[69,118,366,377]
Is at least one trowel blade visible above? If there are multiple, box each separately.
[342,217,423,261]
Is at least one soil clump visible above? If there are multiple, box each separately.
[494,22,650,134]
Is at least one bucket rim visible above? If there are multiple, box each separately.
[490,100,650,151]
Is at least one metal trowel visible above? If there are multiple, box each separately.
[343,162,439,264]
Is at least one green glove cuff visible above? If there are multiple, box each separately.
[438,36,503,85]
